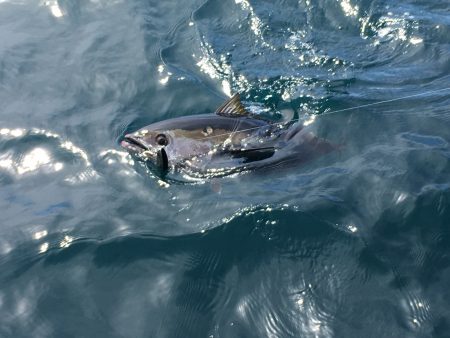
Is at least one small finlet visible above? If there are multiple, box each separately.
[215,93,250,117]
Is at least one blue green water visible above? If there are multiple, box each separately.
[1,0,449,337]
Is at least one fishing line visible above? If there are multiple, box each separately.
[199,86,450,141]
[319,86,450,116]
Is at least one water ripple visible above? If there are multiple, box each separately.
[0,127,97,182]
[0,0,450,336]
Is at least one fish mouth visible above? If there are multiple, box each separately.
[121,135,149,152]
[121,134,169,175]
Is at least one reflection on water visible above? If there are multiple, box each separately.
[235,0,271,48]
[0,0,450,336]
[33,230,48,240]
[42,0,64,18]
[0,127,97,184]
[18,148,59,175]
[59,235,74,248]
[340,0,358,17]
[39,242,49,254]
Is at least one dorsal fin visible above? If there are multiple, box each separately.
[215,93,250,117]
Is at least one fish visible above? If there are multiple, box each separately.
[121,93,336,181]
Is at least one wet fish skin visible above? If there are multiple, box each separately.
[121,114,272,162]
[121,94,335,180]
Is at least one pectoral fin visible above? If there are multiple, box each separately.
[228,147,275,163]
[156,148,169,173]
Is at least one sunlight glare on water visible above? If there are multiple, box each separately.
[41,0,64,18]
[0,0,449,336]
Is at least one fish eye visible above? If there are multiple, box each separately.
[156,134,168,146]
[202,126,213,136]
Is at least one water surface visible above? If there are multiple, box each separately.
[1,0,450,337]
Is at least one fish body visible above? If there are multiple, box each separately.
[121,94,335,181]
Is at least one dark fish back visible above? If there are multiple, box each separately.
[148,114,268,133]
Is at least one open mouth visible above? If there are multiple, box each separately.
[121,135,148,151]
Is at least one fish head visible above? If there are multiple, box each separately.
[121,126,169,172]
[121,124,173,156]
[121,115,233,173]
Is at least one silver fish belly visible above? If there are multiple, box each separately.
[121,93,335,181]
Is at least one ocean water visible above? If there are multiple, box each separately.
[1,0,449,337]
